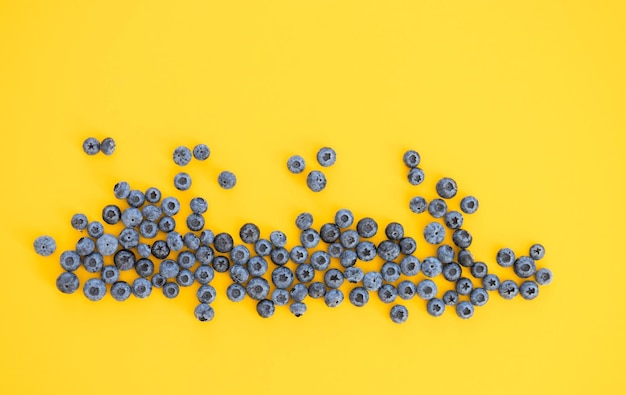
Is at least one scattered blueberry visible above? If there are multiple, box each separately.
[444,211,464,230]
[442,262,462,282]
[214,232,234,253]
[482,273,500,291]
[335,209,354,228]
[101,265,120,284]
[436,177,458,199]
[186,212,205,232]
[389,305,408,324]
[71,213,88,231]
[407,168,425,186]
[218,171,237,189]
[310,251,331,271]
[427,298,445,317]
[162,282,180,298]
[100,137,116,155]
[190,197,208,214]
[111,281,131,302]
[320,223,340,244]
[349,287,369,307]
[256,299,275,318]
[194,304,215,321]
[355,241,377,262]
[402,150,420,168]
[385,222,404,241]
[308,282,327,298]
[437,244,455,264]
[272,289,290,306]
[248,256,269,277]
[460,196,479,214]
[496,248,516,267]
[134,258,154,278]
[295,212,314,231]
[176,269,195,287]
[423,222,445,245]
[456,277,473,296]
[34,236,56,257]
[377,240,400,261]
[339,230,359,249]
[270,230,287,248]
[289,245,308,264]
[514,256,536,278]
[343,266,364,284]
[193,144,210,161]
[427,199,447,218]
[229,264,249,284]
[158,216,175,233]
[300,228,321,249]
[399,255,420,276]
[84,252,104,273]
[75,237,95,257]
[270,247,290,266]
[529,244,545,260]
[289,302,307,317]
[287,155,306,174]
[197,284,217,304]
[226,283,246,302]
[82,137,100,155]
[101,205,121,225]
[324,289,344,307]
[456,301,474,319]
[161,197,181,216]
[324,268,344,289]
[470,261,488,278]
[290,283,308,302]
[240,223,261,244]
[397,280,416,300]
[194,265,214,285]
[211,256,230,273]
[399,237,417,255]
[173,146,192,166]
[60,250,81,271]
[113,181,131,200]
[363,272,383,291]
[183,232,201,250]
[316,147,336,167]
[306,170,327,192]
[535,268,553,286]
[381,262,401,283]
[131,277,152,298]
[151,273,166,288]
[126,190,145,208]
[498,280,519,300]
[416,279,437,300]
[409,196,427,214]
[470,288,489,306]
[378,284,398,304]
[83,278,106,301]
[295,264,315,283]
[272,266,295,289]
[442,290,459,306]
[174,172,192,191]
[144,187,161,204]
[159,259,180,279]
[421,257,443,278]
[452,229,472,249]
[56,272,79,294]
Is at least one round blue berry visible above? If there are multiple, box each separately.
[287,155,306,174]
[56,272,79,294]
[390,305,409,324]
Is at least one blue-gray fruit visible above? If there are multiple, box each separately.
[390,305,409,324]
[316,147,336,167]
[56,272,79,294]
[470,288,489,306]
[132,278,152,298]
[498,280,519,299]
[427,298,445,317]
[378,284,398,304]
[82,137,100,155]
[256,299,275,318]
[289,302,307,317]
[416,279,437,300]
[287,155,306,174]
[324,289,344,307]
[218,171,237,189]
[83,278,106,301]
[173,146,192,166]
[460,196,479,214]
[34,236,56,256]
[402,150,420,168]
[436,177,458,199]
[424,222,445,245]
[194,304,215,321]
[306,170,327,192]
[456,301,474,319]
[193,144,210,161]
[60,250,81,271]
[535,268,553,286]
[111,281,131,302]
[349,287,369,307]
[100,137,115,155]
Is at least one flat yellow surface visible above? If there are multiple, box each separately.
[1,1,625,394]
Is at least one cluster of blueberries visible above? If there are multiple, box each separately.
[33,143,552,323]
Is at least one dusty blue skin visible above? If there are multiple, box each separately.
[272,289,290,306]
[316,147,336,167]
[121,207,143,228]
[363,272,383,291]
[144,187,161,203]
[295,212,313,231]
[161,197,180,216]
[421,257,443,278]
[126,190,145,208]
[102,205,121,225]
[435,177,458,199]
[174,172,191,191]
[349,287,369,307]
[498,280,519,300]
[134,259,154,278]
[60,250,81,271]
[289,302,307,317]
[514,256,537,278]
[239,222,260,244]
[186,213,205,232]
[400,255,420,277]
[460,196,479,214]
[162,282,179,298]
[197,285,216,304]
[456,301,474,319]
[310,251,330,271]
[437,244,455,264]
[324,289,344,308]
[535,268,553,286]
[173,146,192,166]
[356,217,378,238]
[496,247,516,267]
[377,240,400,261]
[83,252,104,273]
[427,298,445,317]
[307,282,327,299]
[97,234,118,256]
[271,266,294,289]
[71,213,88,230]
[82,137,100,155]
[289,284,307,302]
[101,265,120,284]
[343,267,364,284]
[159,259,179,279]
[194,265,214,285]
[403,150,421,168]
[111,281,131,302]
[113,181,130,199]
[166,231,184,252]
[229,264,249,284]
[397,281,417,301]
[378,284,398,304]
[428,198,447,218]
[409,196,427,214]
[100,137,115,155]
[218,171,236,189]
[334,208,354,228]
[323,269,344,289]
[443,263,462,282]
[300,228,320,248]
[246,277,270,301]
[270,247,289,266]
[306,170,326,192]
[83,278,106,301]
[381,262,401,283]
[530,243,546,260]
[88,221,104,238]
[119,228,140,249]
[158,216,176,233]
[519,281,539,300]
[192,144,210,161]
[75,237,94,256]
[142,205,161,222]
[470,288,489,306]
[176,269,194,287]
[56,272,79,294]
[132,278,152,299]
[444,210,464,230]
[256,299,275,318]
[424,222,445,245]
[248,256,268,277]
[390,304,409,324]
[287,155,306,174]
[453,229,472,249]
[482,274,501,291]
[355,241,376,262]
[226,284,246,302]
[183,233,200,251]
[194,304,215,322]
[455,277,473,296]
[471,262,488,278]
[443,290,459,306]
[295,264,314,283]
[339,230,359,249]
[417,279,438,300]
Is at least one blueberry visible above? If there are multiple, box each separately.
[498,280,519,299]
[151,240,170,260]
[496,248,515,267]
[327,242,344,258]
[348,287,369,307]
[194,304,215,322]
[310,251,331,271]
[255,239,272,257]
[186,214,205,232]
[295,264,315,283]
[99,137,115,155]
[127,190,146,208]
[377,240,400,261]
[289,245,308,264]
[256,299,275,318]
[159,259,180,279]
[145,187,161,204]
[300,228,320,248]
[113,181,131,199]
[339,249,357,268]
[270,247,290,266]
[437,244,455,264]
[240,223,261,244]
[456,277,473,296]
[230,244,251,265]
[272,289,290,306]
[211,256,230,273]
[183,232,201,250]
[131,278,152,298]
[399,237,417,255]
[218,171,237,189]
[324,289,344,307]
[421,256,443,277]
[287,155,306,174]
[84,252,104,273]
[320,223,340,244]
[226,283,246,302]
[308,282,327,298]
[71,213,88,231]
[60,250,81,271]
[482,274,500,291]
[514,256,536,278]
[200,230,215,246]
[34,236,56,257]
[270,230,287,248]
[56,272,79,294]
[151,274,166,288]
[248,256,268,277]
[214,232,234,253]
[289,302,307,317]
[339,230,359,249]
[443,290,459,305]
[111,281,131,302]
[436,177,458,199]
[122,207,143,228]
[442,262,462,282]
[188,197,208,215]
[158,216,175,235]
[316,147,336,167]
[193,144,210,161]
[324,268,344,289]
[381,262,401,283]
[356,217,378,238]
[363,271,383,291]
[334,209,354,228]
[142,205,162,222]
[377,284,397,304]
[470,262,488,278]
[385,222,404,241]
[229,264,249,284]
[409,196,428,214]
[173,146,192,166]
[470,288,489,306]
[272,266,295,289]
[135,258,154,277]
[427,199,447,218]
[460,196,479,214]
[176,269,195,287]
[290,283,308,302]
[456,301,474,319]
[397,280,417,300]
[75,237,95,256]
[306,170,327,192]
[444,211,464,230]
[119,228,140,250]
[161,197,181,216]
[416,279,437,300]
[529,244,545,260]
[101,265,120,284]
[295,212,314,231]
[82,137,100,155]
[83,278,106,301]
[519,281,539,300]
[174,172,192,191]
[102,205,121,225]
[355,241,377,262]
[197,284,217,303]
[399,255,420,276]
[457,249,474,267]
[452,229,472,249]
[407,168,425,186]
[427,298,446,317]
[162,282,180,298]
[343,266,364,284]
[194,265,215,284]
[402,150,421,168]
[424,222,445,245]
[247,277,270,300]
[535,268,553,286]
[390,305,409,324]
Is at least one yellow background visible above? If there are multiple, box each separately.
[1,1,625,394]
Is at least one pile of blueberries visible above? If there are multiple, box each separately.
[33,140,553,323]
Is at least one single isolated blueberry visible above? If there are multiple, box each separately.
[174,172,192,191]
[100,137,116,155]
[56,272,80,294]
[378,284,398,304]
[402,149,420,168]
[82,137,100,155]
[194,303,215,322]
[335,209,354,228]
[316,147,336,167]
[287,155,306,174]
[349,287,369,307]
[390,305,409,324]
[456,301,474,319]
[436,177,458,199]
[218,171,237,189]
[71,213,88,231]
[256,299,275,318]
[460,196,479,214]
[306,170,327,192]
[173,146,192,166]
[295,212,314,231]
[407,168,425,186]
[428,199,447,218]
[113,181,131,199]
[409,196,428,214]
[289,302,307,317]
[193,144,210,161]
[34,236,56,257]
[530,244,546,260]
[519,281,539,300]
[535,268,553,286]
